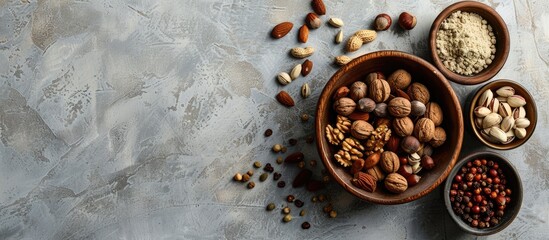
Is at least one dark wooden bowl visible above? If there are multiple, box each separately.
[429,1,510,85]
[315,51,464,204]
[469,80,537,150]
[444,152,523,235]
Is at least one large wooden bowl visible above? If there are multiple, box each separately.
[315,51,464,204]
[429,1,510,85]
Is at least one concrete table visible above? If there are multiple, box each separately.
[0,0,547,239]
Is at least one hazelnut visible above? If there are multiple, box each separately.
[333,97,356,116]
[392,117,414,137]
[425,102,443,126]
[421,155,435,170]
[388,97,412,117]
[410,100,426,116]
[349,81,368,101]
[387,69,412,90]
[414,118,435,142]
[368,78,391,103]
[374,13,392,31]
[429,127,447,147]
[407,83,430,104]
[384,173,408,193]
[374,103,388,117]
[358,98,376,112]
[380,151,400,173]
[401,136,420,154]
[351,120,374,140]
[406,174,421,187]
[398,12,417,30]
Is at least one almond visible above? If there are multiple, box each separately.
[364,152,380,169]
[298,24,309,43]
[350,159,365,175]
[348,111,370,121]
[311,0,326,15]
[301,59,313,76]
[285,152,305,163]
[332,86,350,100]
[351,172,376,192]
[305,12,321,29]
[276,91,295,107]
[271,22,293,39]
[293,169,312,188]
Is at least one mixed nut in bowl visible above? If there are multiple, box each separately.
[444,151,523,235]
[315,51,464,204]
[469,79,537,150]
[429,1,510,85]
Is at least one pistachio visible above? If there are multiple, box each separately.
[478,89,493,107]
[513,106,526,119]
[500,116,515,132]
[301,83,310,98]
[496,96,507,103]
[277,72,292,85]
[488,98,499,113]
[482,112,502,129]
[498,102,512,117]
[496,86,515,97]
[474,117,483,129]
[489,127,507,143]
[507,95,526,107]
[474,106,491,118]
[412,162,422,174]
[290,64,302,80]
[328,17,344,28]
[515,128,527,139]
[515,118,530,128]
[335,30,343,44]
[408,153,421,164]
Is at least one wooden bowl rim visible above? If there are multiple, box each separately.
[429,1,510,85]
[315,50,464,204]
[444,151,523,235]
[468,79,538,150]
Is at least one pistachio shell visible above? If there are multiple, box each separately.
[474,117,483,129]
[498,102,512,117]
[496,86,515,97]
[507,95,526,108]
[515,128,527,139]
[290,64,302,80]
[496,96,507,103]
[408,153,421,163]
[500,116,515,132]
[506,129,515,138]
[480,130,499,144]
[513,106,526,119]
[488,98,499,113]
[474,106,491,118]
[515,118,530,128]
[489,127,507,143]
[478,89,493,107]
[277,72,292,85]
[482,112,502,129]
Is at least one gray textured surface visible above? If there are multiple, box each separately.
[0,0,548,239]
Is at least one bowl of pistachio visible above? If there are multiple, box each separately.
[469,79,537,150]
[315,50,464,204]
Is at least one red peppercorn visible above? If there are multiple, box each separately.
[467,162,473,168]
[486,178,492,184]
[481,159,487,165]
[490,191,498,199]
[474,195,483,203]
[473,160,481,167]
[489,169,498,177]
[452,183,459,190]
[471,219,479,227]
[499,191,506,197]
[481,200,488,206]
[506,197,511,203]
[472,205,480,213]
[496,195,506,206]
[474,174,481,181]
[493,163,499,170]
[494,177,500,184]
[474,188,481,195]
[505,189,512,195]
[470,167,477,174]
[482,174,487,180]
[454,175,463,183]
[483,187,491,195]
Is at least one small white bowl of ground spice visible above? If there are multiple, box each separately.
[429,1,510,85]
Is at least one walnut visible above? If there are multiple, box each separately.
[414,118,435,142]
[429,127,447,147]
[334,138,365,168]
[384,173,408,193]
[325,124,344,145]
[407,82,430,104]
[387,69,412,90]
[368,78,391,103]
[388,97,411,117]
[366,165,386,181]
[392,117,414,137]
[351,120,374,140]
[349,81,367,101]
[380,151,400,173]
[335,115,352,133]
[333,97,356,116]
[364,124,392,155]
[334,149,352,167]
[365,71,386,85]
[425,102,443,126]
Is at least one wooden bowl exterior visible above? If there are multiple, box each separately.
[315,51,464,204]
[469,80,537,150]
[429,1,510,85]
[444,152,523,235]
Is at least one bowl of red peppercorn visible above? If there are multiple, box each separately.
[444,151,522,235]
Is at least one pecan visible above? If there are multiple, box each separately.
[351,172,377,192]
